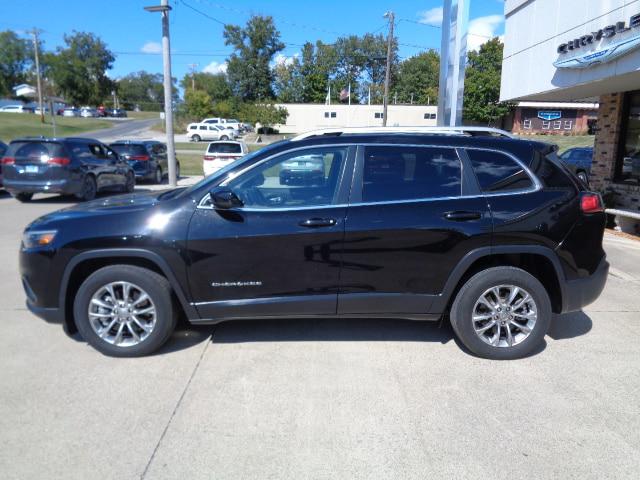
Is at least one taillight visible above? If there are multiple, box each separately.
[130,155,150,161]
[47,157,71,166]
[1,156,15,165]
[580,192,603,214]
[203,155,217,161]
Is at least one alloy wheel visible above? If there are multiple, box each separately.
[87,281,157,347]
[472,284,537,348]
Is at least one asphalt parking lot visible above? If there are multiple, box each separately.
[1,190,639,480]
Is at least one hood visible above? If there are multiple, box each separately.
[27,189,176,229]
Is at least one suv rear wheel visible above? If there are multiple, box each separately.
[77,175,97,201]
[450,267,551,360]
[73,265,177,357]
[13,192,33,202]
[191,134,201,142]
[154,166,163,184]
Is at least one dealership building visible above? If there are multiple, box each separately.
[501,0,640,210]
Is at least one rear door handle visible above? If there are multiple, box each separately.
[444,211,482,222]
[299,218,337,228]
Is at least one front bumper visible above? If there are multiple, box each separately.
[562,257,609,313]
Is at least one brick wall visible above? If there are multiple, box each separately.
[591,93,640,211]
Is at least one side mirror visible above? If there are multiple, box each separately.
[210,188,243,210]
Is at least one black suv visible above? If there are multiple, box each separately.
[2,137,135,201]
[20,130,608,359]
[109,140,180,184]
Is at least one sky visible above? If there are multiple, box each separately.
[0,0,506,86]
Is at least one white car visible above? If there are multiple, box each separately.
[187,123,234,142]
[62,107,80,117]
[80,107,97,118]
[0,105,30,113]
[213,125,238,139]
[203,140,249,176]
[202,117,242,131]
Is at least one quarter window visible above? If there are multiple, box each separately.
[361,146,461,202]
[467,149,533,192]
[226,147,348,208]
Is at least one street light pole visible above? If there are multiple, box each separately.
[382,11,394,127]
[145,0,177,187]
[29,29,44,123]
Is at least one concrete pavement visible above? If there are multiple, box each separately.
[0,192,638,479]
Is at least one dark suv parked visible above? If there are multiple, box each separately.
[20,129,608,359]
[2,137,135,201]
[109,140,180,184]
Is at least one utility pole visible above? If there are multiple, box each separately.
[187,63,198,90]
[382,11,394,127]
[144,0,177,187]
[29,29,44,123]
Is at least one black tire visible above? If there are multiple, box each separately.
[124,171,135,192]
[154,166,163,184]
[450,266,552,360]
[220,135,229,141]
[77,175,97,201]
[73,265,177,357]
[176,162,180,179]
[13,192,33,202]
[192,134,201,142]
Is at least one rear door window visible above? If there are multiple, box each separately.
[110,144,147,156]
[467,149,534,192]
[7,141,66,164]
[361,146,461,202]
[207,143,242,154]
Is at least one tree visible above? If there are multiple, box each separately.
[393,50,439,105]
[0,30,33,97]
[184,89,214,119]
[224,15,285,101]
[237,102,288,127]
[298,41,338,103]
[273,58,304,103]
[180,72,232,102]
[117,71,167,111]
[45,31,114,105]
[463,38,513,124]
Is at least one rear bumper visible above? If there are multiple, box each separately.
[562,257,609,313]
[4,178,78,195]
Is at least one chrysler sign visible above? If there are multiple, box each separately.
[554,13,640,68]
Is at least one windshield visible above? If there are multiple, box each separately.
[207,142,242,154]
[176,141,288,199]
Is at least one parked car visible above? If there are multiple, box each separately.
[62,107,80,117]
[109,140,180,184]
[108,108,127,118]
[214,125,239,139]
[203,140,248,176]
[34,106,50,115]
[201,117,242,131]
[19,127,609,359]
[559,147,593,184]
[0,105,32,113]
[187,123,233,142]
[96,106,107,117]
[279,153,326,186]
[0,140,7,187]
[1,137,135,202]
[80,107,98,118]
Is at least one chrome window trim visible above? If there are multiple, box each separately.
[197,142,542,211]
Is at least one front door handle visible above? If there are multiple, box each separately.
[444,211,482,222]
[299,218,337,228]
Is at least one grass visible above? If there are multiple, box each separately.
[126,111,162,120]
[0,113,113,142]
[516,134,595,153]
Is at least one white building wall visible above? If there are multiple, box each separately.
[501,0,640,101]
[274,104,438,134]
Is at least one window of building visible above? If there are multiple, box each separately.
[467,149,533,192]
[361,146,461,202]
[564,120,573,130]
[523,119,532,129]
[616,90,640,185]
[324,111,337,118]
[553,120,562,130]
[423,113,437,120]
[542,121,550,130]
[375,112,384,119]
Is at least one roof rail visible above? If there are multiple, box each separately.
[290,126,516,141]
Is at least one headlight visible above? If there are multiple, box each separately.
[22,230,57,248]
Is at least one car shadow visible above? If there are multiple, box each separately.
[209,317,454,345]
[548,311,593,340]
[0,189,154,204]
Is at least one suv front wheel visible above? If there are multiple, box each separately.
[73,265,177,357]
[450,267,552,360]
